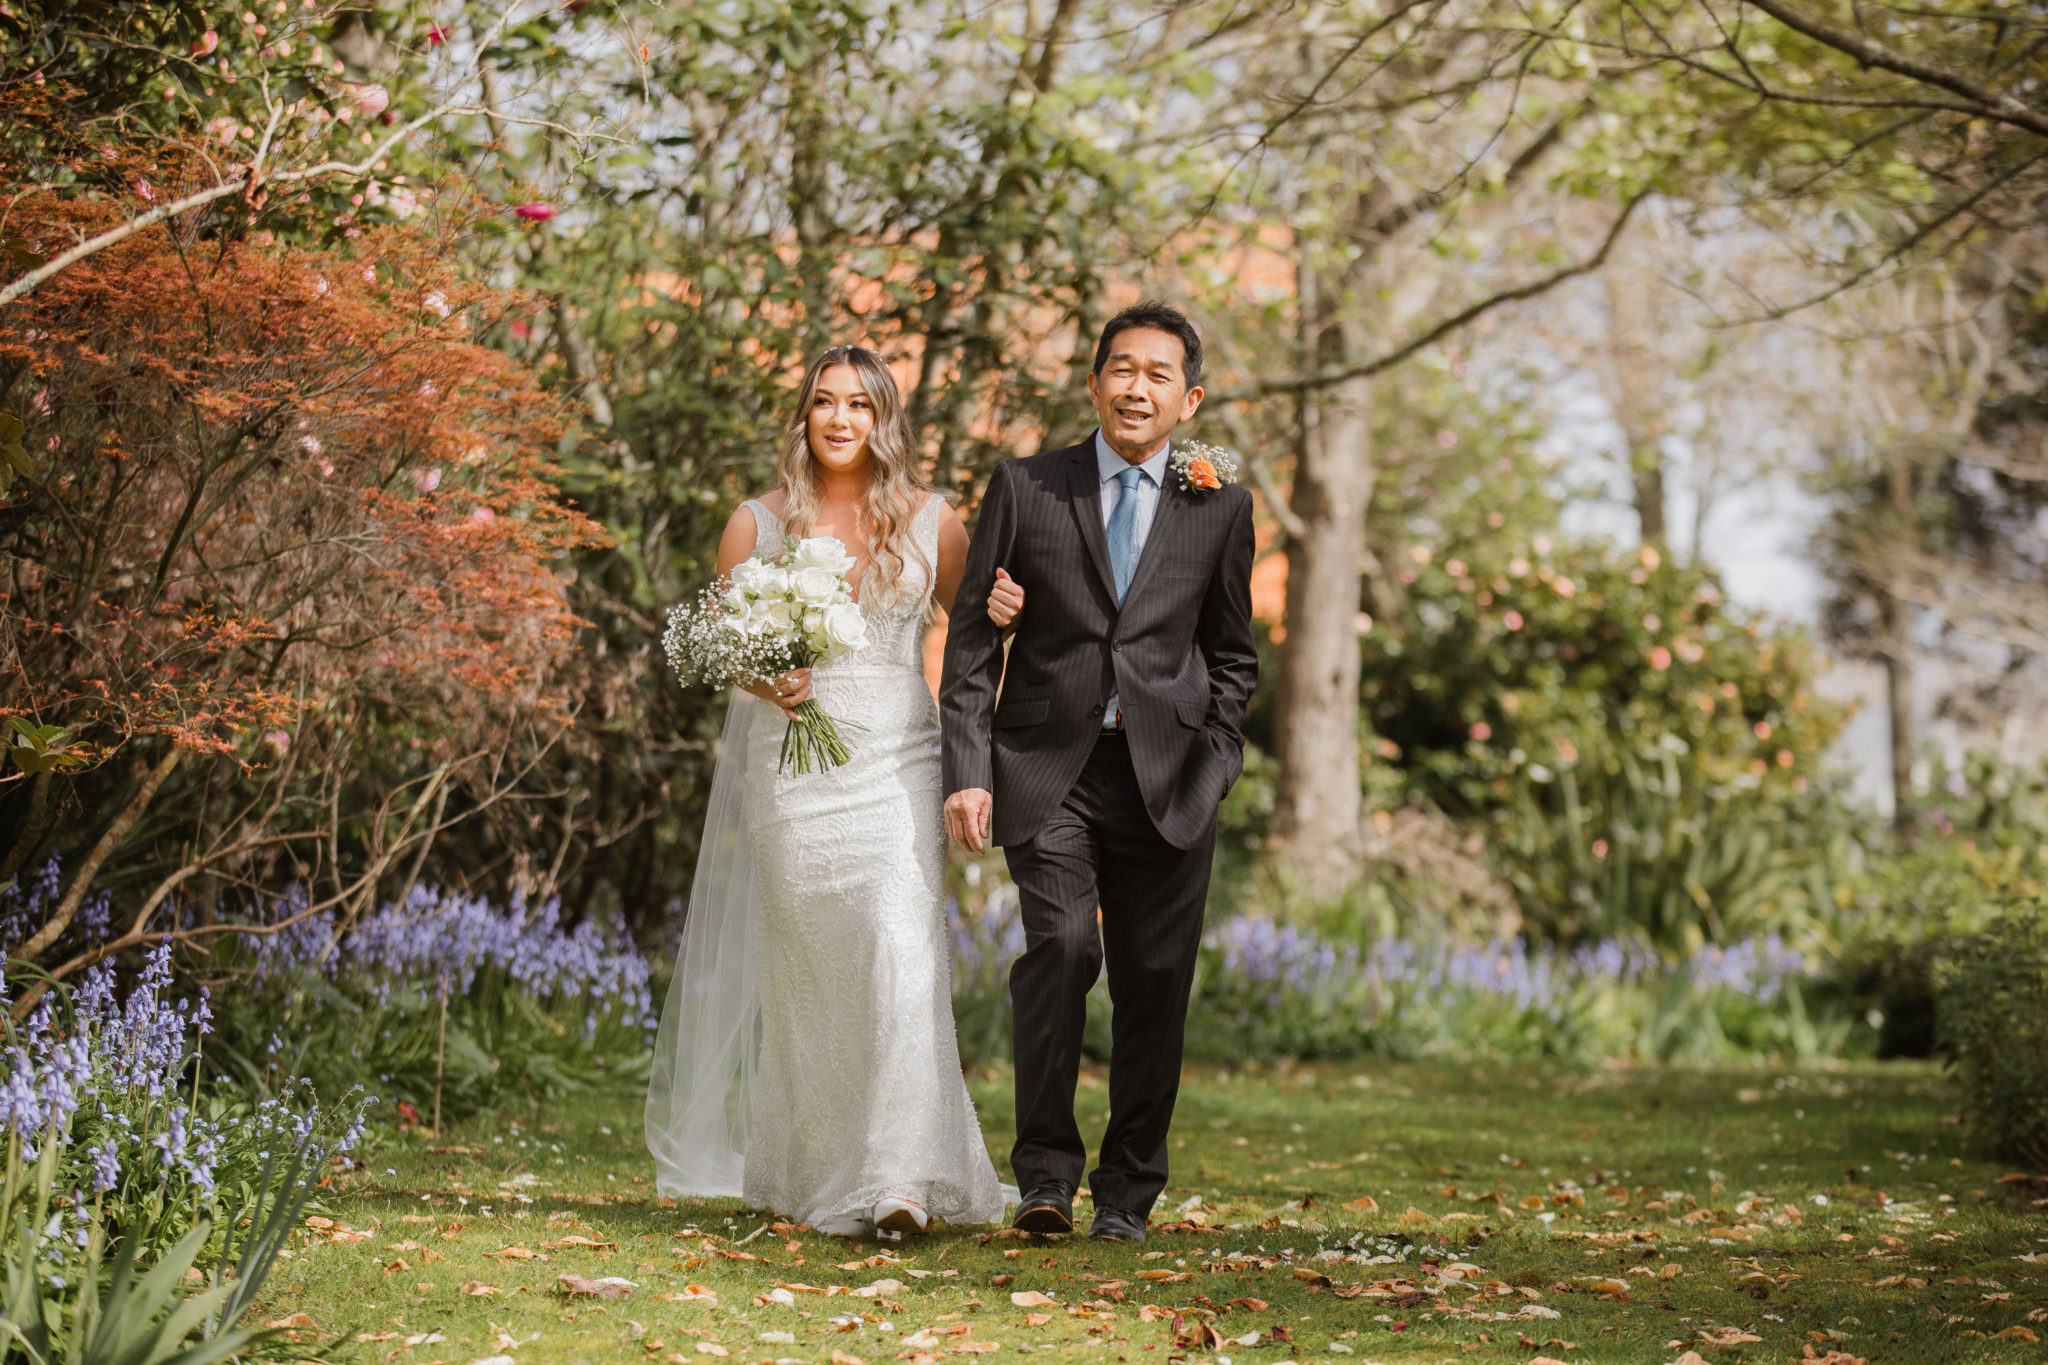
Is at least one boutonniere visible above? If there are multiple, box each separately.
[1169,441,1240,494]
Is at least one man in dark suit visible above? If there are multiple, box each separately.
[940,302,1258,1243]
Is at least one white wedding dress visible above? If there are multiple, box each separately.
[646,494,1009,1230]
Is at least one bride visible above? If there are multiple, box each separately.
[646,345,1024,1237]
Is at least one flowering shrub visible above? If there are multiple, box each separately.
[1,945,367,1356]
[1192,914,1837,1062]
[948,891,1846,1065]
[1358,539,1847,950]
[1,944,367,1249]
[220,882,656,1116]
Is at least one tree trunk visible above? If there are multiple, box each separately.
[1632,446,1667,547]
[1271,267,1370,901]
[1882,594,1916,834]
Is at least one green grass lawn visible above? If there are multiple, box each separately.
[254,1061,2047,1365]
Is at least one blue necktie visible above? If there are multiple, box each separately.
[1103,467,1142,730]
[1108,466,1143,606]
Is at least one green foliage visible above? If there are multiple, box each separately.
[2,720,84,777]
[212,966,650,1121]
[1937,911,2048,1167]
[1827,755,2048,1058]
[1360,533,1845,951]
[2,1140,307,1365]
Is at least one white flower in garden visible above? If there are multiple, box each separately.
[823,603,866,652]
[792,565,839,605]
[792,536,856,575]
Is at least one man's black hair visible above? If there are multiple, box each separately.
[1092,301,1203,389]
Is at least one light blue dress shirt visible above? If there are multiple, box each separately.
[1095,428,1169,555]
[1096,430,1171,729]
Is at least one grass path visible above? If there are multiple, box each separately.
[255,1061,2046,1365]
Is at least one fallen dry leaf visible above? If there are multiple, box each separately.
[545,1235,619,1250]
[830,1351,866,1365]
[696,1345,729,1358]
[460,1282,499,1297]
[1133,1270,1192,1283]
[1343,1195,1379,1213]
[1665,1354,1711,1365]
[1798,1345,1866,1365]
[1397,1207,1436,1227]
[1023,1312,1053,1326]
[263,1314,316,1329]
[952,1344,999,1354]
[1871,1275,1926,1289]
[488,1246,548,1262]
[1991,1326,2040,1343]
[557,1273,637,1299]
[1696,1326,1763,1346]
[1010,1291,1057,1308]
[1225,1298,1268,1312]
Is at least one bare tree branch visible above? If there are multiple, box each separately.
[1229,191,1646,399]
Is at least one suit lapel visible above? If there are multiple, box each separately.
[1121,470,1189,609]
[1065,441,1117,602]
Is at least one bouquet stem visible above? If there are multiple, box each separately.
[778,697,857,775]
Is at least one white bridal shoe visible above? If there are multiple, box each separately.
[873,1195,931,1238]
[813,1214,870,1238]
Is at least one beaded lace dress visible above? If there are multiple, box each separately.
[648,494,1007,1229]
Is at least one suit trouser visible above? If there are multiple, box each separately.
[1002,731,1215,1218]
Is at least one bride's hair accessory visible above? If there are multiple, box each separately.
[1169,440,1239,494]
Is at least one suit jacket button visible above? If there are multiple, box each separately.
[1112,640,1123,652]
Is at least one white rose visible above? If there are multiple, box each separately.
[823,602,867,651]
[792,565,840,605]
[721,585,749,615]
[729,558,765,593]
[753,563,791,598]
[802,608,824,633]
[793,536,857,575]
[749,598,794,636]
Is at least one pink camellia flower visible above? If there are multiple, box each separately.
[513,201,558,222]
[1470,721,1492,742]
[133,178,154,201]
[472,505,496,523]
[1503,610,1524,631]
[348,82,389,118]
[192,28,219,55]
[1591,838,1610,860]
[1649,645,1672,671]
[414,467,441,493]
[1753,720,1772,740]
[262,730,291,753]
[426,24,450,45]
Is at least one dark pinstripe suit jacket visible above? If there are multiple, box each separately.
[940,433,1259,851]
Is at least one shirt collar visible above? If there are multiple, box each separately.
[1094,428,1172,487]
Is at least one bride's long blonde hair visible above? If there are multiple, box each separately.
[776,346,933,597]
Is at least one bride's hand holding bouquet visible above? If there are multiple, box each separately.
[665,535,868,774]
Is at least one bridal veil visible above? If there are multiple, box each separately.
[645,689,760,1197]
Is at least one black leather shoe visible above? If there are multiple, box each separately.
[1012,1181,1075,1235]
[1088,1205,1148,1244]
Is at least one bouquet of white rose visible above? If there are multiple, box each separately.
[664,535,869,774]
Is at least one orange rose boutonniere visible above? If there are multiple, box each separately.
[1169,441,1240,495]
